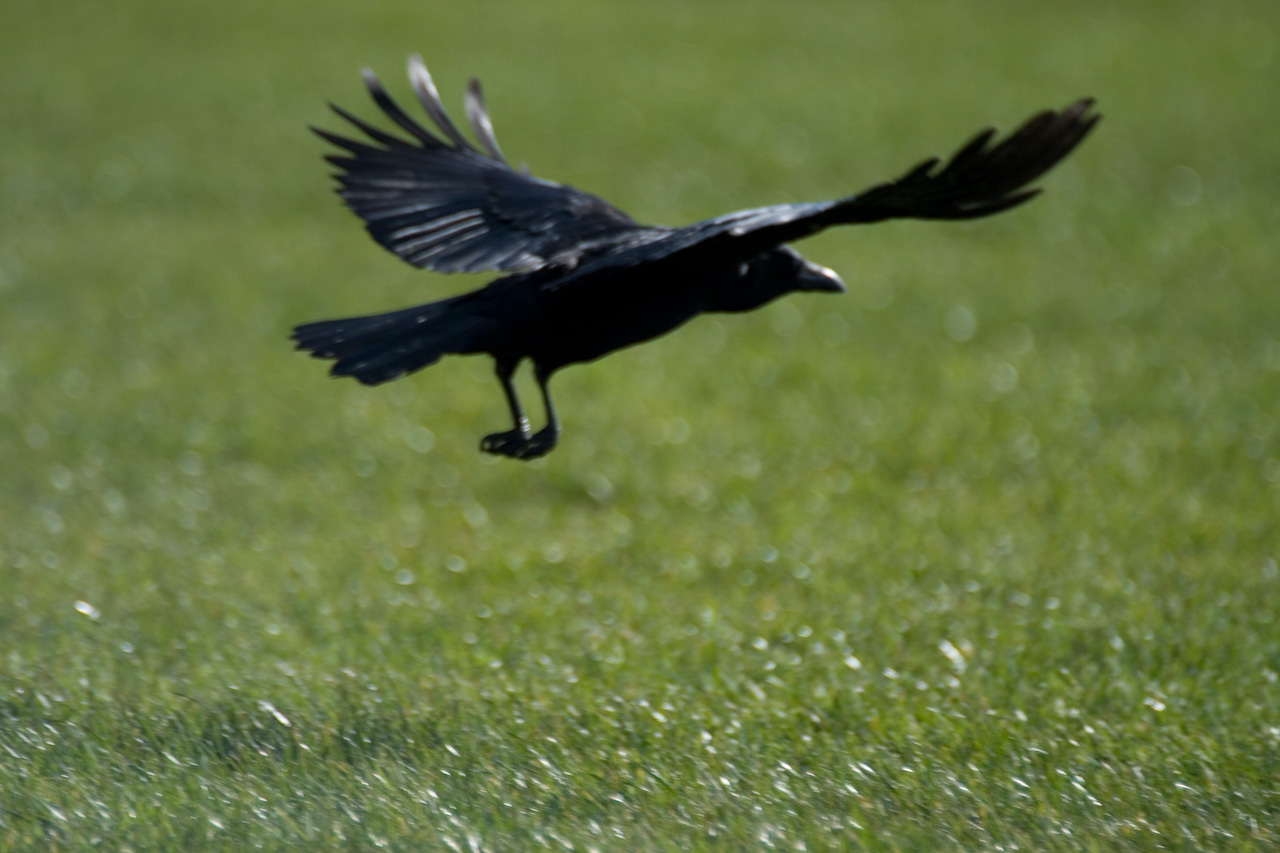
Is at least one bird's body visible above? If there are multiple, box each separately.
[294,56,1098,459]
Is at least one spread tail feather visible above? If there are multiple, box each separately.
[292,294,490,385]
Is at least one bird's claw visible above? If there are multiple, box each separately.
[480,428,531,457]
[520,426,559,460]
[480,426,559,461]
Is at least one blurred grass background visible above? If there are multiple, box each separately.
[2,0,1278,848]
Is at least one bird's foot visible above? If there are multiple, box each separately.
[479,425,559,460]
[480,427,532,458]
[519,426,559,460]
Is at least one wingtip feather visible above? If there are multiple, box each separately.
[407,55,473,151]
[465,78,507,164]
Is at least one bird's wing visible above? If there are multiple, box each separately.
[812,97,1099,228]
[550,98,1100,288]
[315,55,644,274]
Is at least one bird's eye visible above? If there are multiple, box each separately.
[738,262,751,277]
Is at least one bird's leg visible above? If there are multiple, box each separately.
[480,359,534,457]
[518,365,561,459]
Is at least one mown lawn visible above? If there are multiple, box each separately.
[2,0,1278,848]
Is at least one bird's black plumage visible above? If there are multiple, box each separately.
[294,55,1099,460]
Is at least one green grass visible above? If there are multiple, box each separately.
[3,0,1279,848]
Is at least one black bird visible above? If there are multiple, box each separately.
[294,56,1098,460]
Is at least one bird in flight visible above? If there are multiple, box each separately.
[294,56,1098,460]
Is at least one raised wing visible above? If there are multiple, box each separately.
[549,98,1100,289]
[819,97,1100,225]
[315,55,644,274]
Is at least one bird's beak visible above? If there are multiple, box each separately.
[797,260,845,294]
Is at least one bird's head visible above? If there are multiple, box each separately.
[712,246,845,313]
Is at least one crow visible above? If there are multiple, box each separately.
[293,55,1098,460]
